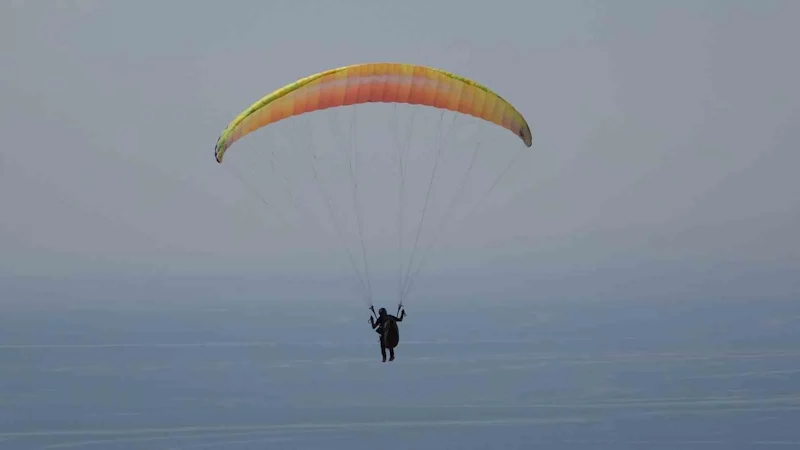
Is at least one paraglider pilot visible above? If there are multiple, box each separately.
[370,306,406,362]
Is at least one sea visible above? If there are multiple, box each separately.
[2,294,799,449]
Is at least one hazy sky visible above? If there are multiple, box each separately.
[2,1,798,302]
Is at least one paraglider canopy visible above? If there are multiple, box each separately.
[215,62,532,164]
